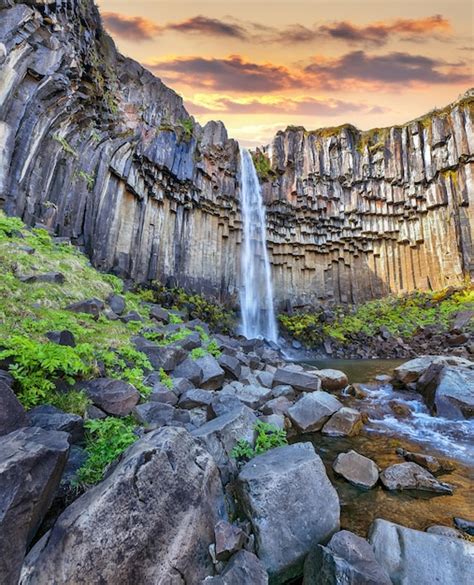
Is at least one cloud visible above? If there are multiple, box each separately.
[102,12,161,41]
[146,55,306,92]
[165,16,247,39]
[305,51,471,88]
[185,94,386,117]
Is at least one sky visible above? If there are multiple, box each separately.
[98,1,474,147]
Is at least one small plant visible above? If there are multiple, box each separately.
[75,417,138,486]
[191,347,207,360]
[169,313,183,324]
[75,170,95,191]
[47,389,91,416]
[231,421,288,462]
[207,339,222,358]
[180,118,194,141]
[159,367,173,390]
[53,133,77,157]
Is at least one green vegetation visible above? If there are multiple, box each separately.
[279,286,474,347]
[74,169,95,191]
[232,421,288,462]
[52,133,78,157]
[75,417,138,486]
[179,118,194,141]
[252,150,274,182]
[159,367,173,390]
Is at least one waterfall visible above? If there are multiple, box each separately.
[239,148,278,342]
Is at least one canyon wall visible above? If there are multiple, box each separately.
[0,0,473,309]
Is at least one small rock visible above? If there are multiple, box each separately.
[107,294,126,315]
[149,384,178,406]
[347,383,368,399]
[82,378,140,416]
[333,450,379,489]
[218,354,241,380]
[261,396,292,416]
[149,305,170,323]
[172,357,203,385]
[66,298,104,317]
[322,407,363,437]
[134,337,187,371]
[395,447,454,474]
[210,394,244,418]
[272,367,321,392]
[380,462,454,494]
[214,520,247,561]
[271,384,296,400]
[121,311,143,323]
[454,517,474,536]
[28,405,84,444]
[426,525,465,540]
[133,402,176,426]
[256,370,274,388]
[45,330,76,347]
[288,392,342,433]
[85,404,107,420]
[389,400,412,417]
[196,355,225,390]
[315,369,349,392]
[203,550,268,584]
[228,383,273,410]
[179,388,215,409]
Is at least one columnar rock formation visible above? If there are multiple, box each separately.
[1,0,473,308]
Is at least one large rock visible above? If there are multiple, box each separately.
[82,378,140,416]
[0,379,27,436]
[203,550,269,584]
[0,427,69,585]
[272,368,321,393]
[28,404,84,444]
[303,530,391,585]
[21,427,226,585]
[133,402,177,426]
[393,355,472,385]
[288,392,342,433]
[417,363,474,419]
[322,407,363,437]
[314,369,349,392]
[195,355,225,390]
[223,382,273,409]
[369,518,474,585]
[218,354,242,380]
[133,337,187,371]
[380,462,454,494]
[333,450,379,489]
[66,298,104,317]
[192,406,257,483]
[173,357,204,385]
[236,443,340,584]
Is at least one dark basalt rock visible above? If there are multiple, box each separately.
[81,378,140,416]
[66,298,105,318]
[0,379,27,436]
[28,405,84,444]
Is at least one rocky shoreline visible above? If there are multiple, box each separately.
[1,290,473,583]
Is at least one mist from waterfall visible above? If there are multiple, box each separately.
[239,148,278,343]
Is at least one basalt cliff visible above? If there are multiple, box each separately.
[1,0,473,309]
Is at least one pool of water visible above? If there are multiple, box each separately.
[302,358,406,383]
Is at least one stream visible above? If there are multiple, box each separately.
[297,358,474,537]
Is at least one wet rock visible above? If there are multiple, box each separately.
[134,337,187,371]
[21,427,225,585]
[203,550,269,584]
[288,392,342,433]
[303,529,391,585]
[417,363,474,419]
[214,520,247,561]
[393,355,472,385]
[322,407,363,437]
[173,357,204,385]
[315,369,349,392]
[0,379,27,436]
[454,517,474,536]
[192,405,257,483]
[333,450,379,489]
[347,383,368,399]
[272,368,321,392]
[196,355,225,390]
[66,298,104,317]
[82,378,140,416]
[426,525,465,540]
[395,448,454,474]
[45,329,76,347]
[236,442,340,584]
[389,399,412,417]
[0,427,69,585]
[380,462,454,494]
[218,354,242,380]
[133,402,176,426]
[28,405,84,444]
[107,294,126,315]
[369,518,474,585]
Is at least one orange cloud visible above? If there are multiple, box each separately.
[102,12,161,41]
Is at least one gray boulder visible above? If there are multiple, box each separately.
[393,355,472,385]
[314,369,349,392]
[236,443,340,584]
[133,402,176,426]
[28,404,84,444]
[261,397,292,416]
[173,357,204,385]
[272,368,321,392]
[322,407,363,437]
[149,383,178,406]
[82,378,140,416]
[210,394,244,418]
[288,392,342,433]
[303,530,391,585]
[195,355,225,390]
[214,520,247,561]
[179,388,215,409]
[192,406,257,483]
[203,550,268,584]
[417,363,474,419]
[380,462,454,494]
[225,383,273,410]
[218,354,242,380]
[107,294,126,315]
[21,428,225,585]
[0,379,27,436]
[66,298,104,317]
[333,450,379,489]
[0,427,69,585]
[134,337,187,371]
[369,518,474,585]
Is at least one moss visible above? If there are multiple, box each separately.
[442,169,458,188]
[252,150,274,182]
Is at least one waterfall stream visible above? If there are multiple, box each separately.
[239,148,278,342]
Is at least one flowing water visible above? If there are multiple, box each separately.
[238,148,278,342]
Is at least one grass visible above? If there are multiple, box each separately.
[231,421,288,462]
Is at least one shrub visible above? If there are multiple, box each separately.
[231,421,288,462]
[47,389,91,416]
[76,417,138,486]
[159,368,173,390]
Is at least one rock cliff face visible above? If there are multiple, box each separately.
[0,0,473,309]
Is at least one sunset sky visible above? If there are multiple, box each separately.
[98,0,474,146]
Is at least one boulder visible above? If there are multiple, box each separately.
[380,462,454,494]
[121,311,143,323]
[28,405,84,444]
[195,355,225,390]
[272,368,321,392]
[214,520,247,561]
[303,530,391,585]
[179,331,203,351]
[0,427,69,585]
[172,377,196,395]
[395,448,454,474]
[369,518,474,585]
[20,272,65,284]
[417,363,474,419]
[66,298,104,317]
[0,379,27,436]
[236,443,340,584]
[21,428,226,585]
[149,304,170,323]
[133,402,176,427]
[322,407,363,437]
[192,406,257,483]
[393,355,472,385]
[225,383,273,410]
[218,354,242,380]
[261,397,292,416]
[179,388,215,409]
[203,550,269,584]
[45,329,76,347]
[454,517,474,536]
[271,384,296,400]
[288,392,342,433]
[210,394,244,418]
[82,378,140,416]
[333,450,379,489]
[426,525,465,540]
[173,357,204,385]
[315,369,349,392]
[256,370,274,388]
[133,337,187,371]
[149,383,178,406]
[107,294,126,315]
